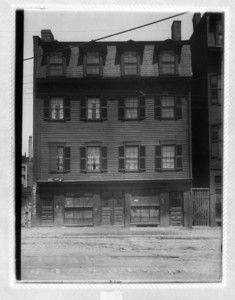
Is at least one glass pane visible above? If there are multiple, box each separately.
[87,52,100,64]
[87,98,100,119]
[124,64,137,75]
[51,98,64,119]
[50,55,63,64]
[162,146,175,169]
[124,51,137,63]
[162,108,174,118]
[125,147,138,170]
[57,147,64,171]
[86,65,100,75]
[161,96,174,107]
[87,147,100,171]
[162,63,175,74]
[125,97,138,119]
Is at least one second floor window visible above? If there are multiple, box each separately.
[48,144,71,173]
[84,51,102,76]
[47,53,65,76]
[122,51,140,76]
[211,124,222,159]
[44,97,70,121]
[119,96,145,120]
[159,50,178,75]
[210,74,222,105]
[155,95,182,120]
[80,146,107,172]
[80,96,107,121]
[155,144,183,171]
[119,145,145,172]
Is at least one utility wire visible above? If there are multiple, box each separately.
[23,11,189,62]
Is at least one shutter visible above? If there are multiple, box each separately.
[101,97,107,120]
[118,146,125,172]
[64,147,71,172]
[64,97,71,121]
[139,145,146,172]
[44,98,50,121]
[159,52,163,75]
[83,52,87,76]
[155,96,161,119]
[99,54,103,76]
[176,145,183,170]
[118,97,125,120]
[175,96,182,119]
[155,145,162,170]
[80,147,87,172]
[120,52,124,76]
[80,96,87,121]
[49,146,58,172]
[137,51,141,75]
[101,146,108,172]
[139,96,145,120]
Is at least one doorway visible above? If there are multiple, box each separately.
[101,192,124,225]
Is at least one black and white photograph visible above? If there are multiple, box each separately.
[15,8,225,285]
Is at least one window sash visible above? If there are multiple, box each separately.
[87,147,100,171]
[86,52,101,75]
[48,53,64,76]
[160,51,176,74]
[210,75,222,104]
[161,95,175,119]
[87,98,101,119]
[51,98,64,120]
[123,51,138,75]
[162,146,175,169]
[125,96,138,119]
[125,146,139,170]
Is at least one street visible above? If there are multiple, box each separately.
[21,226,222,282]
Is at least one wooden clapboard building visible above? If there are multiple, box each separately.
[190,13,223,225]
[33,21,192,227]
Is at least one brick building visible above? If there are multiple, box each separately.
[190,13,223,225]
[33,20,192,227]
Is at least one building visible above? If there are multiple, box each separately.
[190,13,223,225]
[33,21,192,227]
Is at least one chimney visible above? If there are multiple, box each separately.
[28,136,33,162]
[192,13,201,31]
[171,21,181,41]
[41,29,54,42]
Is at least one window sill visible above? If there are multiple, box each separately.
[44,119,70,122]
[49,171,70,174]
[155,169,182,172]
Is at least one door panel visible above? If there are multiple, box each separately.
[41,194,54,225]
[101,193,124,225]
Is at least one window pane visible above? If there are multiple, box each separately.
[162,51,175,62]
[50,65,63,76]
[124,64,137,75]
[87,52,100,64]
[161,96,174,118]
[50,55,63,64]
[124,51,137,63]
[125,146,138,170]
[57,147,64,171]
[162,146,175,169]
[87,98,100,119]
[162,64,175,74]
[86,65,100,75]
[87,147,100,171]
[51,98,64,119]
[125,96,138,119]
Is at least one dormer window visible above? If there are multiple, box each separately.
[121,51,140,76]
[47,52,65,76]
[84,51,102,76]
[159,50,178,75]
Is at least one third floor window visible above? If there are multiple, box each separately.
[121,51,140,76]
[159,50,178,75]
[47,52,65,76]
[84,51,102,76]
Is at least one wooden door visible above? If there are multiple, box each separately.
[101,192,124,225]
[113,198,124,225]
[41,193,54,225]
[101,198,112,225]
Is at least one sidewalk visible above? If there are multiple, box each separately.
[21,225,222,240]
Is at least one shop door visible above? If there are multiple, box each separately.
[170,192,183,226]
[41,193,54,225]
[101,192,124,225]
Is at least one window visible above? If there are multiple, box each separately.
[119,145,145,172]
[80,96,107,121]
[80,146,107,172]
[155,95,182,119]
[215,21,223,46]
[155,144,182,171]
[22,166,25,172]
[159,50,178,75]
[210,74,222,105]
[84,51,102,76]
[47,53,65,76]
[48,144,70,173]
[211,124,222,159]
[119,96,145,120]
[122,51,140,76]
[44,97,70,121]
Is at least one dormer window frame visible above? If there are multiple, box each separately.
[83,50,103,77]
[121,49,141,77]
[46,52,66,77]
[159,49,179,76]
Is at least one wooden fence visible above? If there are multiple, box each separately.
[192,188,210,226]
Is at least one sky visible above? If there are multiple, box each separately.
[22,9,197,155]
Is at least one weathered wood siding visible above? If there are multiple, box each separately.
[36,83,191,181]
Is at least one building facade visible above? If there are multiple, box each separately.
[190,13,223,225]
[33,21,192,227]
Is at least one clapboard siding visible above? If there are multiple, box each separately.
[35,44,191,78]
[36,82,191,181]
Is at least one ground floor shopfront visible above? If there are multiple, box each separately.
[34,180,192,227]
